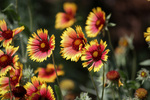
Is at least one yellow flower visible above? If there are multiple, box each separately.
[144,27,150,42]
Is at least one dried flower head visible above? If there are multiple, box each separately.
[135,88,148,99]
[106,70,123,87]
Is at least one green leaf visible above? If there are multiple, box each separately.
[118,70,127,79]
[4,9,20,22]
[108,23,116,27]
[139,59,150,66]
[54,85,62,100]
[126,80,140,89]
[106,13,111,20]
[2,3,20,22]
[2,3,14,12]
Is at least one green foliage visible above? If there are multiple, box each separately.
[54,85,63,100]
[139,59,150,66]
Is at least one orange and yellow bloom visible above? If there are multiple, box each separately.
[25,76,55,100]
[55,2,77,29]
[0,46,19,76]
[27,29,55,62]
[135,88,148,99]
[60,26,87,62]
[35,63,64,83]
[85,7,105,37]
[0,19,24,47]
[81,39,109,72]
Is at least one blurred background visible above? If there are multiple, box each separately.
[0,0,150,99]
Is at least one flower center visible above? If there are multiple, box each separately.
[40,43,46,48]
[0,54,13,68]
[39,40,49,52]
[92,51,99,58]
[45,68,55,75]
[38,96,49,100]
[65,14,73,22]
[92,50,101,61]
[141,71,147,77]
[95,14,105,29]
[96,20,101,26]
[12,76,17,81]
[12,86,27,98]
[72,38,84,51]
[2,29,13,39]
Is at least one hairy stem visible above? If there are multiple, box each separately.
[89,71,100,100]
[107,30,118,68]
[101,64,105,100]
[52,52,63,100]
[27,0,33,32]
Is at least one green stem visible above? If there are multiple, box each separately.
[112,85,115,100]
[117,87,121,100]
[27,0,33,32]
[52,52,63,100]
[131,49,136,80]
[8,71,13,100]
[107,30,118,68]
[15,0,18,14]
[89,72,100,100]
[101,64,105,100]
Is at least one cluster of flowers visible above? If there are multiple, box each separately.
[0,2,110,100]
[0,1,149,100]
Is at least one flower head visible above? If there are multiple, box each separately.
[1,86,27,100]
[28,84,55,100]
[25,76,55,100]
[106,70,120,81]
[60,79,75,90]
[60,26,87,62]
[55,2,77,29]
[144,27,150,42]
[27,29,55,62]
[85,7,105,37]
[0,46,19,76]
[144,27,150,47]
[136,68,150,84]
[0,19,24,47]
[81,39,109,72]
[135,88,148,99]
[0,62,23,96]
[24,76,42,96]
[35,63,64,83]
[12,86,27,98]
[106,70,123,87]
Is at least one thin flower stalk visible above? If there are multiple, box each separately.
[101,64,105,100]
[52,52,64,100]
[89,72,100,100]
[8,71,13,100]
